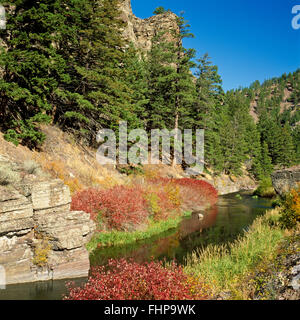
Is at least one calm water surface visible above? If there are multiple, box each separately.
[0,192,272,300]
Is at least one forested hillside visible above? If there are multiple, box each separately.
[205,69,300,178]
[0,0,299,182]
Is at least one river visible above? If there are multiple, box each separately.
[0,191,273,300]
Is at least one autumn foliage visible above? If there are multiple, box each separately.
[71,186,148,231]
[69,179,217,301]
[71,178,218,231]
[290,184,300,216]
[144,179,181,221]
[64,259,208,300]
[71,188,102,221]
[279,183,300,229]
[147,178,218,212]
[175,178,218,211]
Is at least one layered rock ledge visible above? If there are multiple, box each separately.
[0,174,95,285]
[271,166,300,196]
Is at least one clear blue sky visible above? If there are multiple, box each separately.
[131,0,300,91]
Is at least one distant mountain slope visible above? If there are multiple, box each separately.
[245,69,300,124]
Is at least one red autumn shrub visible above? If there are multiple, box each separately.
[71,188,103,221]
[71,186,149,231]
[98,185,149,231]
[71,178,217,231]
[175,178,218,211]
[64,259,208,300]
[148,178,218,212]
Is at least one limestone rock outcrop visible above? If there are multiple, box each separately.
[197,172,257,196]
[271,166,300,196]
[0,170,95,285]
[119,0,179,52]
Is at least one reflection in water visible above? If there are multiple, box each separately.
[90,193,272,265]
[0,192,272,300]
[0,277,86,300]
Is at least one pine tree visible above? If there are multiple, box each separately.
[54,0,139,145]
[146,31,179,131]
[153,7,169,15]
[144,13,197,166]
[205,106,225,173]
[123,45,149,129]
[0,1,69,147]
[225,91,250,170]
[219,108,244,174]
[258,110,281,165]
[259,141,273,178]
[145,14,196,132]
[193,53,224,171]
[292,126,300,164]
[277,123,296,167]
[246,122,264,178]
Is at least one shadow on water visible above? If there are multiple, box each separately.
[0,191,273,300]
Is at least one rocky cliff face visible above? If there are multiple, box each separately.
[271,166,300,196]
[198,172,257,195]
[119,0,178,52]
[0,157,95,285]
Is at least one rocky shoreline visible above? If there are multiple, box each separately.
[198,172,257,196]
[0,157,95,285]
[251,233,300,300]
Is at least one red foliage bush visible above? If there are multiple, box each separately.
[175,178,218,210]
[98,186,149,231]
[71,188,103,221]
[71,178,217,231]
[64,259,207,300]
[71,186,149,231]
[148,178,218,212]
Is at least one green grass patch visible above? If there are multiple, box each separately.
[183,211,192,218]
[184,209,285,297]
[87,212,191,252]
[254,177,276,198]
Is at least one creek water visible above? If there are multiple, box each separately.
[0,192,273,300]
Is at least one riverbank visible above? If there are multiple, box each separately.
[65,204,297,301]
[87,211,192,252]
[88,193,272,269]
[184,208,285,299]
[245,231,300,300]
[184,205,300,300]
[71,178,218,253]
[198,169,257,196]
[0,192,275,300]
